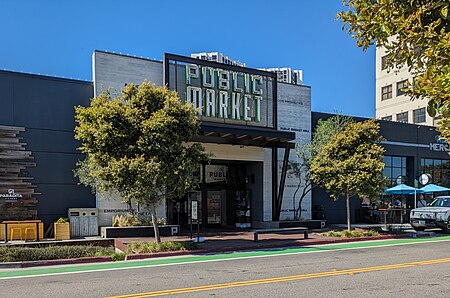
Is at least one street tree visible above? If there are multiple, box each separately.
[290,115,353,220]
[74,82,209,242]
[338,0,450,139]
[310,119,385,230]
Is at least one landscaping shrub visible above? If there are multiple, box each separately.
[0,245,115,262]
[112,214,166,227]
[127,241,199,254]
[320,230,380,238]
[111,252,127,261]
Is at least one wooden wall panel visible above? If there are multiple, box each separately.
[0,126,38,220]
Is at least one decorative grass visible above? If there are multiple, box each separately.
[0,245,115,262]
[320,230,380,238]
[127,241,199,254]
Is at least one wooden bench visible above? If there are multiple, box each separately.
[253,227,309,242]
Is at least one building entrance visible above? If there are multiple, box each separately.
[169,161,262,228]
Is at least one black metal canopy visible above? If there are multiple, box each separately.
[194,122,295,149]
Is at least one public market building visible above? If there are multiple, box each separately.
[1,51,450,232]
[92,51,312,228]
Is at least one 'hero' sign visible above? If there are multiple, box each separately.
[430,135,450,152]
[164,53,276,127]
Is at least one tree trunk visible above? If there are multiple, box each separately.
[149,203,161,243]
[346,192,351,231]
[295,181,311,221]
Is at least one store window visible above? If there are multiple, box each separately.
[421,158,450,187]
[382,85,392,100]
[381,55,388,70]
[396,112,408,123]
[383,156,407,186]
[396,80,408,96]
[381,115,392,121]
[413,108,426,123]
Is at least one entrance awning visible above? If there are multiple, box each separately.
[194,122,295,149]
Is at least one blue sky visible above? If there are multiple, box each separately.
[0,0,375,118]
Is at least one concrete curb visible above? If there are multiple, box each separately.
[125,234,407,260]
[0,256,113,269]
[0,235,407,268]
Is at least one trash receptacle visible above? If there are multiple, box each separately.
[68,208,99,237]
[313,205,325,220]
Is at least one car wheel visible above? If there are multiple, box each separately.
[412,227,426,232]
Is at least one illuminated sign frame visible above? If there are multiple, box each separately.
[163,53,278,129]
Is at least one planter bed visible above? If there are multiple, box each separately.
[279,220,326,229]
[101,225,180,238]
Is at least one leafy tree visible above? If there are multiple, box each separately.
[338,0,450,139]
[74,82,209,242]
[289,115,353,220]
[310,119,385,230]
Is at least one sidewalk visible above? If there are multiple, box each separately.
[3,228,438,268]
[115,229,407,259]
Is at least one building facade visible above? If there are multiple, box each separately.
[375,47,435,126]
[312,112,450,224]
[93,50,312,228]
[258,67,303,85]
[3,50,446,229]
[0,70,95,226]
[191,52,246,67]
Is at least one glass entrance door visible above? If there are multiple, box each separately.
[206,190,226,226]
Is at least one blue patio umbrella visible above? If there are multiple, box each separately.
[420,184,450,194]
[384,183,423,209]
[384,184,423,195]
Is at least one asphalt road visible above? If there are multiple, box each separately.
[2,239,450,298]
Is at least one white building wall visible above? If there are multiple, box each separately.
[375,47,433,126]
[96,190,166,227]
[259,67,303,85]
[276,83,312,220]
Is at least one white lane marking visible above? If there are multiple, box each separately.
[1,238,450,281]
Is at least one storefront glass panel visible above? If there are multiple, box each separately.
[421,158,450,187]
[206,190,225,225]
[383,155,408,186]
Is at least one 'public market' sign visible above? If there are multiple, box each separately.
[185,64,264,123]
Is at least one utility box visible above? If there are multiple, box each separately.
[68,208,99,237]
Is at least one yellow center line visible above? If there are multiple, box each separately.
[108,257,450,297]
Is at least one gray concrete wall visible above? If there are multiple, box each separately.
[93,50,163,96]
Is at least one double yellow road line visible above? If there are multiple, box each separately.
[109,257,450,297]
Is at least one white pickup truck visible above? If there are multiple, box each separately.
[410,196,450,232]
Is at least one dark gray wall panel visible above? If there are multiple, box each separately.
[312,188,360,224]
[0,70,95,225]
[22,129,81,154]
[36,184,95,226]
[28,151,85,185]
[247,162,263,222]
[12,74,93,131]
[0,72,14,125]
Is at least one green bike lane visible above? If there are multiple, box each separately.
[1,236,450,280]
